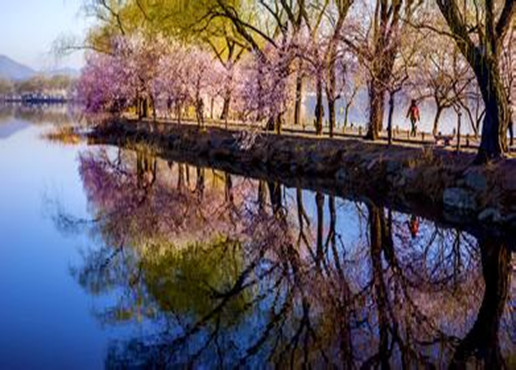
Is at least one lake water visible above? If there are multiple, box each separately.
[0,106,514,369]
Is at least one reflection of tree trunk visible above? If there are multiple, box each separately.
[368,203,391,370]
[268,181,283,217]
[136,151,156,189]
[224,173,233,204]
[326,198,353,367]
[316,192,325,267]
[177,164,185,192]
[296,188,310,247]
[257,180,267,213]
[185,165,190,187]
[195,167,205,199]
[450,238,511,369]
[326,196,336,253]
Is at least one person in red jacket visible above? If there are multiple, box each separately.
[406,99,420,137]
[407,215,419,239]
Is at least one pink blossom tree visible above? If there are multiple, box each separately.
[236,41,296,134]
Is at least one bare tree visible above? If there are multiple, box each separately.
[435,0,515,162]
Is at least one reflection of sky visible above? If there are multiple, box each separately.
[0,120,29,139]
[0,120,106,369]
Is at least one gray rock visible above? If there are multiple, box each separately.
[504,213,516,225]
[443,188,477,211]
[335,168,348,183]
[394,175,406,188]
[464,170,487,191]
[385,160,402,175]
[478,208,502,223]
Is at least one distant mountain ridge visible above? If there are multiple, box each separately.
[0,55,79,80]
[0,55,36,80]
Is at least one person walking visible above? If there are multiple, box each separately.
[406,99,420,137]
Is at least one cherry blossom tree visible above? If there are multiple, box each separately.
[236,41,296,133]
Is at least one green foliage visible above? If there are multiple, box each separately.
[141,236,250,323]
[13,75,74,94]
[0,78,14,95]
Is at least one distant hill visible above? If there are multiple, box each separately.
[0,120,30,139]
[0,55,36,80]
[0,55,80,81]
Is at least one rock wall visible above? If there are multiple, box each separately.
[89,120,516,235]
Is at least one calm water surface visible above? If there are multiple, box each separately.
[0,106,514,369]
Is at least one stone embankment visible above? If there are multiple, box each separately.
[89,120,516,234]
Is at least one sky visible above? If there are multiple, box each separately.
[0,0,90,71]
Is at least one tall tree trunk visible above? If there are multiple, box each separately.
[344,101,352,129]
[150,95,156,121]
[387,92,395,145]
[275,114,282,135]
[220,89,231,121]
[142,98,148,119]
[294,63,304,126]
[136,95,141,119]
[475,65,510,162]
[365,0,402,141]
[315,78,324,135]
[176,104,182,124]
[367,81,385,140]
[327,60,337,138]
[433,104,444,136]
[435,0,514,163]
[328,98,336,138]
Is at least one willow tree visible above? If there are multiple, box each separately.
[435,0,515,163]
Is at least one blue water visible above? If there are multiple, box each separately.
[0,120,107,369]
[0,107,513,369]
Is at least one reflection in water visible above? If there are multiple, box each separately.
[0,103,80,126]
[55,147,515,369]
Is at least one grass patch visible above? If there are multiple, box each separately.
[43,126,82,145]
